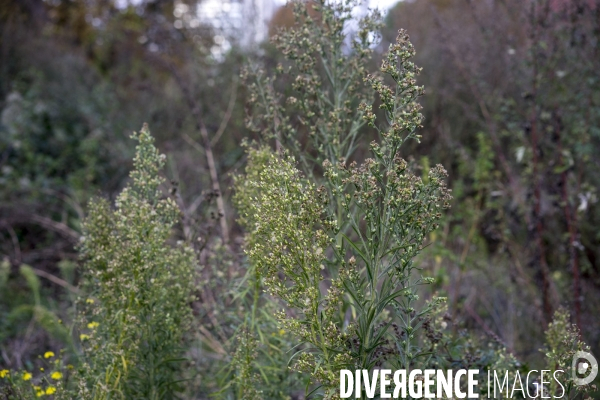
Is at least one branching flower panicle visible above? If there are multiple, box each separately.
[244,0,382,178]
[78,125,196,399]
[237,22,453,397]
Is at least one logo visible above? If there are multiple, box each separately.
[572,351,598,386]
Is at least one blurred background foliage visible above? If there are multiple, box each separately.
[383,0,600,359]
[0,0,599,396]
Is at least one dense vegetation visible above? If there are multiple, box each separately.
[0,0,598,398]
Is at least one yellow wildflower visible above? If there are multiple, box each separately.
[67,364,74,370]
[79,334,90,341]
[44,351,55,359]
[50,371,62,380]
[22,371,32,381]
[40,368,44,372]
[0,369,9,378]
[45,386,57,395]
[85,298,94,304]
[34,386,44,397]
[279,329,286,336]
[87,321,99,329]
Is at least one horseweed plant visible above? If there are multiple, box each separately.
[244,0,380,178]
[236,0,452,391]
[76,125,196,399]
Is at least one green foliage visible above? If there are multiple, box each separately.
[0,351,71,400]
[0,259,9,291]
[2,0,600,399]
[236,1,453,393]
[0,262,72,371]
[245,0,381,176]
[76,125,196,399]
[201,145,305,399]
[227,330,264,400]
[543,308,595,398]
[237,147,341,395]
[384,0,600,345]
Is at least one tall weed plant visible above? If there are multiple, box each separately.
[236,0,453,396]
[76,125,196,399]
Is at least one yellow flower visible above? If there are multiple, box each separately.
[22,371,32,381]
[79,334,90,341]
[34,386,44,397]
[278,329,286,336]
[87,321,99,329]
[85,298,94,304]
[40,368,44,372]
[44,351,55,359]
[67,364,74,370]
[45,386,57,395]
[0,369,9,378]
[50,371,62,380]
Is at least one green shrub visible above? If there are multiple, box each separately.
[76,125,196,399]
